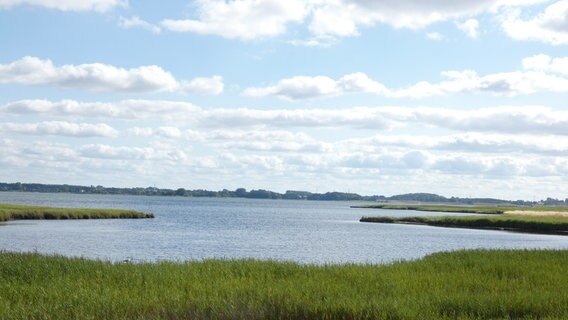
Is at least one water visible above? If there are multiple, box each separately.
[1,192,566,264]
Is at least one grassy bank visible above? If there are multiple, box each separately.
[1,250,567,319]
[353,204,568,215]
[360,215,568,235]
[0,204,153,221]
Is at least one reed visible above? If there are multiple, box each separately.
[0,203,153,221]
[0,250,566,319]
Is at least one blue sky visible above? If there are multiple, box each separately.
[1,0,568,200]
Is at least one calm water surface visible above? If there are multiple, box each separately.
[1,192,566,264]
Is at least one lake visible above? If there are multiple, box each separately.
[1,192,566,264]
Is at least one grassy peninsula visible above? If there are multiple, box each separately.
[353,204,509,214]
[0,203,153,221]
[357,204,568,235]
[1,249,567,319]
[360,215,568,235]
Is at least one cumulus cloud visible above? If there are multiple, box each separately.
[0,56,223,94]
[157,0,546,41]
[0,0,126,12]
[340,133,568,156]
[79,144,188,162]
[243,72,387,100]
[0,121,118,137]
[0,99,201,119]
[522,54,568,75]
[243,55,568,99]
[199,129,332,153]
[128,127,333,153]
[4,100,568,136]
[118,16,161,34]
[456,19,480,38]
[161,0,308,40]
[179,76,224,95]
[501,0,568,45]
[308,1,490,36]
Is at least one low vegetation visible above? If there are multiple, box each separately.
[353,204,568,215]
[0,204,153,221]
[360,215,568,235]
[1,250,567,319]
[357,204,568,235]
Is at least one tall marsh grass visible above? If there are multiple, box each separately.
[0,250,567,319]
[0,203,153,221]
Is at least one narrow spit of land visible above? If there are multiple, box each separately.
[356,204,568,235]
[1,250,567,319]
[0,203,153,221]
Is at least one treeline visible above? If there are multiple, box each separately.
[0,183,379,201]
[1,182,566,205]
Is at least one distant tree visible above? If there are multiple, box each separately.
[235,188,248,197]
[175,188,186,196]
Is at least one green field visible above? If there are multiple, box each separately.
[0,203,153,221]
[0,250,567,319]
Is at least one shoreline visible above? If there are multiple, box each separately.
[360,218,568,236]
[360,215,568,236]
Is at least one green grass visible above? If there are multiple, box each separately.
[353,204,568,215]
[0,250,567,319]
[360,215,568,235]
[0,203,153,221]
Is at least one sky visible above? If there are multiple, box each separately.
[1,0,568,200]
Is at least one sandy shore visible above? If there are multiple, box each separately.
[505,210,568,218]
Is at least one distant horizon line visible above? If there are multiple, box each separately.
[1,181,566,205]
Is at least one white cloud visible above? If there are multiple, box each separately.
[119,16,161,34]
[0,99,201,119]
[206,130,333,153]
[157,0,547,41]
[501,1,568,45]
[180,76,224,95]
[4,100,568,136]
[307,0,546,37]
[0,0,126,12]
[410,106,568,136]
[156,127,183,139]
[243,55,568,99]
[200,105,568,136]
[426,32,444,41]
[161,0,308,40]
[522,54,568,75]
[456,18,480,38]
[0,121,118,137]
[128,127,332,153]
[340,133,568,156]
[0,56,223,94]
[80,144,187,161]
[288,36,338,47]
[243,72,387,100]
